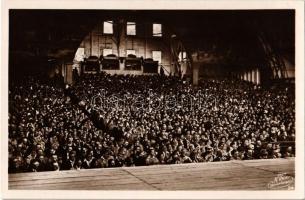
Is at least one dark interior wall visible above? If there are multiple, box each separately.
[9,53,48,82]
[9,10,295,83]
[199,64,231,79]
[9,55,63,84]
[9,10,101,83]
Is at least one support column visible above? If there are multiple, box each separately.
[249,70,252,82]
[180,62,187,77]
[249,71,252,83]
[247,71,251,82]
[252,69,255,84]
[62,62,65,80]
[191,52,201,85]
[256,68,261,85]
[253,69,257,84]
[243,72,247,81]
[170,63,174,75]
[119,19,126,71]
[192,62,199,85]
[65,63,73,85]
[249,70,252,83]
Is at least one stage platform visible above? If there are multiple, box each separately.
[9,158,295,190]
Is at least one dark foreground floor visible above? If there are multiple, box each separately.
[9,158,295,190]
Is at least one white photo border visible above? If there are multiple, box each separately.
[1,0,304,199]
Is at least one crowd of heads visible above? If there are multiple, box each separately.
[9,72,295,173]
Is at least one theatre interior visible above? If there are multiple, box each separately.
[8,10,295,190]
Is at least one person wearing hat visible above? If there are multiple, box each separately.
[31,161,40,172]
[132,145,147,166]
[260,149,269,159]
[145,148,159,165]
[8,70,295,173]
[284,146,294,158]
[204,146,215,162]
[52,162,60,171]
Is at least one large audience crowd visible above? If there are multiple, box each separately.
[9,72,295,173]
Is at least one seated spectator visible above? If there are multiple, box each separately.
[283,146,294,158]
[8,73,295,173]
[146,148,160,165]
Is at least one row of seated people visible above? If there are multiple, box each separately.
[8,73,295,173]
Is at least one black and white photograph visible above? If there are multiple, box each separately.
[1,0,304,199]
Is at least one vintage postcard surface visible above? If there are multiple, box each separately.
[1,0,304,199]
